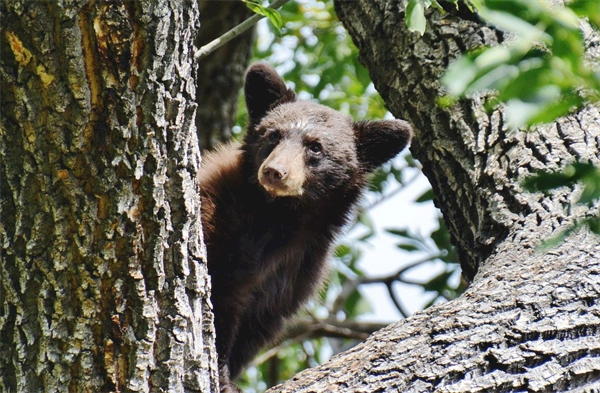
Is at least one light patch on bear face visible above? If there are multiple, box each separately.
[263,102,343,134]
[258,175,305,197]
[286,117,313,133]
[257,140,307,197]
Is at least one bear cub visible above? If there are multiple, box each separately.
[199,63,412,392]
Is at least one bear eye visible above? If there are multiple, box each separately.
[266,129,280,142]
[307,141,322,155]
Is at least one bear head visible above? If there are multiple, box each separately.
[242,62,412,204]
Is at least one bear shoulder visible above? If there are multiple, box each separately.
[199,141,243,189]
[198,142,246,241]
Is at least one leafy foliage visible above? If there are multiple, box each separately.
[442,0,600,127]
[251,2,388,120]
[439,0,600,245]
[385,215,463,305]
[406,0,429,35]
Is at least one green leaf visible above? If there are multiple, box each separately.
[430,217,458,264]
[244,0,284,31]
[358,211,374,231]
[357,212,375,241]
[368,168,389,193]
[538,225,577,250]
[442,0,600,127]
[523,162,600,248]
[357,231,374,242]
[404,154,417,167]
[422,270,454,292]
[385,228,412,239]
[430,0,447,13]
[442,52,480,96]
[579,168,600,204]
[264,8,284,32]
[587,218,600,234]
[396,243,420,252]
[568,0,600,29]
[389,163,405,184]
[423,295,439,309]
[523,171,574,192]
[344,289,372,317]
[353,57,372,87]
[479,8,549,40]
[437,95,458,108]
[520,93,583,127]
[406,0,427,35]
[244,0,264,14]
[334,244,351,258]
[523,162,598,192]
[415,188,435,203]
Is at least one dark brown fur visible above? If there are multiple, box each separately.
[199,63,412,392]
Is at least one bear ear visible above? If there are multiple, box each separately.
[354,119,413,172]
[245,62,296,124]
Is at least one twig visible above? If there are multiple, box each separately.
[251,328,313,367]
[252,341,294,367]
[195,0,292,59]
[251,317,389,366]
[386,281,410,318]
[362,253,443,284]
[331,253,444,312]
[363,166,424,211]
[287,319,388,340]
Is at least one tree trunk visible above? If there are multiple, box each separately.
[267,1,600,392]
[0,1,218,392]
[195,0,254,150]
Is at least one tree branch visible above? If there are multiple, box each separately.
[331,253,444,314]
[362,165,423,211]
[195,0,291,59]
[252,318,390,367]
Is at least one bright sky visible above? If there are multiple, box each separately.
[349,162,452,322]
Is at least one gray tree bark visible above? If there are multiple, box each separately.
[0,1,218,392]
[267,1,600,392]
[195,0,254,150]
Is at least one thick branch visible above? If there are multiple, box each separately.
[335,0,600,280]
[268,230,600,392]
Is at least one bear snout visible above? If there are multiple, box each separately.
[262,163,288,183]
[257,155,305,197]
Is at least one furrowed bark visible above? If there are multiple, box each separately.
[265,1,600,391]
[195,0,254,150]
[0,1,218,392]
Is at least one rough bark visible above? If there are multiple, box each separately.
[269,232,600,392]
[195,0,254,150]
[266,1,600,392]
[0,1,218,392]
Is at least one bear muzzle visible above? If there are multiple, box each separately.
[258,151,306,197]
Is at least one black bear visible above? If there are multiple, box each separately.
[199,63,412,392]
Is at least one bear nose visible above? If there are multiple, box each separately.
[262,163,287,183]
